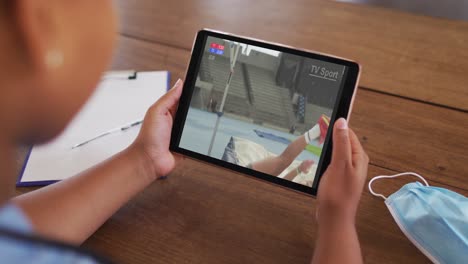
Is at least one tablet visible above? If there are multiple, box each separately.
[170,29,360,196]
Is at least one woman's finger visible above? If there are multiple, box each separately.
[349,128,369,170]
[150,79,183,116]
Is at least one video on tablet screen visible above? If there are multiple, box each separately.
[180,36,347,188]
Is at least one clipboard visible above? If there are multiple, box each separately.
[17,71,171,187]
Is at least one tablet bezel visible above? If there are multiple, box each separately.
[170,29,361,196]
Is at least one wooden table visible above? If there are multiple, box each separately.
[17,0,468,263]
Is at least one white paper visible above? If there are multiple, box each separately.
[20,71,169,183]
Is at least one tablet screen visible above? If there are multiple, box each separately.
[176,33,353,192]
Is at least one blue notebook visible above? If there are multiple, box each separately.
[17,71,170,186]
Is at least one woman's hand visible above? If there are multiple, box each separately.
[316,118,369,226]
[311,118,368,264]
[130,79,184,180]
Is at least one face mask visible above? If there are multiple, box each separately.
[368,172,468,264]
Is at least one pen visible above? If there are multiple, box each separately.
[102,70,137,80]
[71,120,143,149]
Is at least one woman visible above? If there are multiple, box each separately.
[0,1,369,263]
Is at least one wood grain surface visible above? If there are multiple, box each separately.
[78,157,467,264]
[114,0,468,111]
[15,1,468,263]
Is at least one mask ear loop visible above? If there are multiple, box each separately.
[368,172,429,200]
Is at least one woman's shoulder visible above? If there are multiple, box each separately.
[0,204,110,264]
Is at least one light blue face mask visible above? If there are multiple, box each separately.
[368,172,468,264]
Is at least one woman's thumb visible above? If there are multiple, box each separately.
[331,118,352,166]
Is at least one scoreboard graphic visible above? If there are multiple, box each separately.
[209,43,225,55]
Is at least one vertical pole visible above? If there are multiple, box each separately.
[207,43,241,156]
